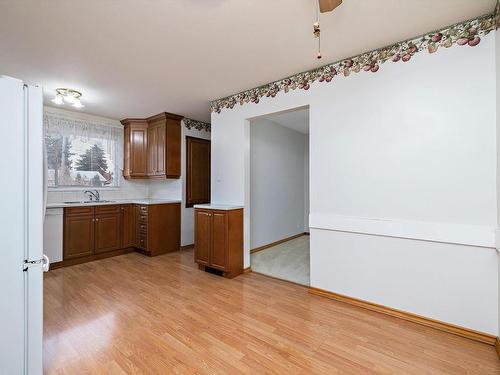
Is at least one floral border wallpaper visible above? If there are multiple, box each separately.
[211,4,499,114]
[183,118,211,132]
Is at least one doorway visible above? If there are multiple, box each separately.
[249,107,310,285]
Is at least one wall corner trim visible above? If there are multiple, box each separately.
[495,229,500,252]
[308,286,497,346]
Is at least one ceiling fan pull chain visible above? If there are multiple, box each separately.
[314,0,322,59]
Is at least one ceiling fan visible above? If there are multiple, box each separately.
[313,0,343,59]
[318,0,342,13]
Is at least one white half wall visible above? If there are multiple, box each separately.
[250,118,306,249]
[211,33,498,335]
[310,228,498,334]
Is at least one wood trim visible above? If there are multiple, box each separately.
[243,266,252,274]
[49,248,135,270]
[146,112,184,122]
[250,233,307,254]
[496,337,500,359]
[309,287,497,346]
[181,244,194,250]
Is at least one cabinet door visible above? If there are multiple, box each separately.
[156,123,166,176]
[210,212,227,270]
[121,205,135,248]
[147,125,157,176]
[63,213,94,259]
[95,208,122,254]
[130,127,148,177]
[194,210,211,265]
[165,119,181,178]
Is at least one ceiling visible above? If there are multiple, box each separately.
[263,108,310,134]
[0,0,495,122]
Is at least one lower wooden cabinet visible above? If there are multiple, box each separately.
[94,205,122,254]
[135,203,181,256]
[194,207,243,278]
[62,202,180,267]
[63,208,94,260]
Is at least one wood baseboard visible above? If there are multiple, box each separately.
[243,266,252,273]
[250,233,308,254]
[181,244,194,250]
[496,337,500,358]
[309,287,497,346]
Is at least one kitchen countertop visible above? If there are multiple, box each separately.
[193,204,244,211]
[46,199,181,209]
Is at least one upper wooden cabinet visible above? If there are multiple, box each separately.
[122,119,148,179]
[122,112,183,180]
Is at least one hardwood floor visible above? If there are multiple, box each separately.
[44,250,499,374]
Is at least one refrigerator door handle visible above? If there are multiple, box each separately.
[23,255,49,272]
[42,254,50,272]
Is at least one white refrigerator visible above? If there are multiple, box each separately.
[0,75,48,374]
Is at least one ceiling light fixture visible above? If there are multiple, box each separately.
[51,88,84,109]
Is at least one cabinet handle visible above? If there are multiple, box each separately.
[96,218,99,222]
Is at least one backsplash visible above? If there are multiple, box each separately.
[46,177,149,203]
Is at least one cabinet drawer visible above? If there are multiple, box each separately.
[136,233,147,249]
[137,214,148,224]
[137,222,148,233]
[64,206,94,217]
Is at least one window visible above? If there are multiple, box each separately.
[44,110,123,188]
[186,136,211,207]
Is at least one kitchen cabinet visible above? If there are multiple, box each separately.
[194,207,243,278]
[94,205,122,254]
[135,203,181,256]
[63,207,95,259]
[61,202,180,268]
[194,210,211,265]
[122,119,148,179]
[122,112,182,180]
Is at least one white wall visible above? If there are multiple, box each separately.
[211,34,498,335]
[496,28,500,338]
[250,119,306,249]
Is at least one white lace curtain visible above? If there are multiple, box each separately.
[43,109,124,172]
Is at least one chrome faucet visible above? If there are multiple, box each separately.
[84,190,100,202]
